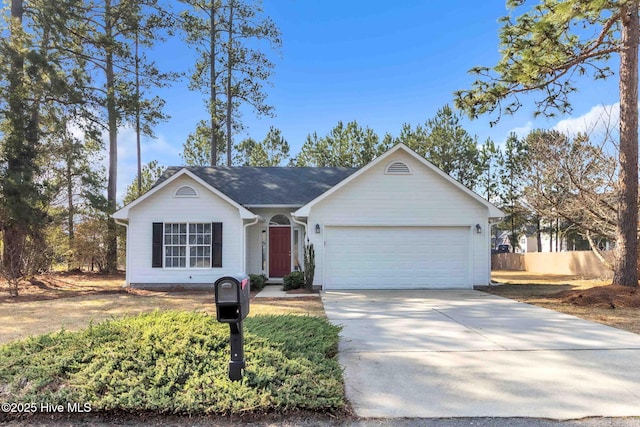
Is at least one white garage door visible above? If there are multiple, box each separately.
[324,226,469,290]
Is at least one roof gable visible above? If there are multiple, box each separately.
[294,143,504,218]
[112,168,256,220]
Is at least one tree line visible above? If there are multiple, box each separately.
[0,0,280,296]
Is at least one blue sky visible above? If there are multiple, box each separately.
[115,0,622,200]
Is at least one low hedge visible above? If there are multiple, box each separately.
[0,311,344,415]
[282,271,305,291]
[249,274,268,292]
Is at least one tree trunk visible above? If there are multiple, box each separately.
[613,0,639,287]
[2,0,26,289]
[67,154,74,271]
[209,3,218,166]
[536,218,542,252]
[105,0,118,273]
[225,0,234,166]
[135,26,142,196]
[586,231,614,270]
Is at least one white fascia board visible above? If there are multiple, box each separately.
[243,204,303,209]
[111,168,257,220]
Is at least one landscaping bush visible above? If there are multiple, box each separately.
[304,241,315,290]
[249,273,268,292]
[0,311,344,415]
[282,271,305,291]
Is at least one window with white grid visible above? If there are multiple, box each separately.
[188,223,211,268]
[164,223,187,268]
[163,223,212,268]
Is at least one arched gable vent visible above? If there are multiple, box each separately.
[174,185,199,198]
[385,161,411,175]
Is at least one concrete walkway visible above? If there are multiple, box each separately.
[322,290,640,419]
[254,285,317,298]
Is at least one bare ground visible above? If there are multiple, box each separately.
[484,271,640,334]
[0,272,323,344]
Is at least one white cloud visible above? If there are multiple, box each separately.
[507,121,534,139]
[98,126,182,203]
[553,103,620,137]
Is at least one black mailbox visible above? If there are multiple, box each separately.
[214,274,250,381]
[215,274,250,322]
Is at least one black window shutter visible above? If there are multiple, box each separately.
[152,223,163,268]
[212,222,223,267]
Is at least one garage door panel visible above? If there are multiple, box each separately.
[325,226,468,289]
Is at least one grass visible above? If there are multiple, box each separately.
[486,271,640,334]
[0,311,344,415]
[0,273,339,417]
[490,271,611,288]
[0,272,324,344]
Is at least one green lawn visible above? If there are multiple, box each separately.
[0,310,344,415]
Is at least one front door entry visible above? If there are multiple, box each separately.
[269,227,291,277]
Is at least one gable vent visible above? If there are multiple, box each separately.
[385,161,411,175]
[174,185,198,198]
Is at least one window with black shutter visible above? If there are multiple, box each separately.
[152,223,163,267]
[212,222,223,268]
[153,222,222,268]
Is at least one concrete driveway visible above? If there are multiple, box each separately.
[322,290,640,419]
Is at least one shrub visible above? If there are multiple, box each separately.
[303,241,315,290]
[249,273,267,292]
[282,271,305,291]
[0,311,344,414]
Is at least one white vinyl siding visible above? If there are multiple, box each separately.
[306,150,491,289]
[126,175,243,285]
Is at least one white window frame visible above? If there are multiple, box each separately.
[163,222,212,269]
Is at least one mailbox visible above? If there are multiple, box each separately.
[214,274,250,323]
[214,274,250,381]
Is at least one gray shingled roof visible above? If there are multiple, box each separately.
[155,166,359,206]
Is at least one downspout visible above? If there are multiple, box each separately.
[242,215,262,273]
[290,214,308,237]
[291,213,311,284]
[114,219,129,287]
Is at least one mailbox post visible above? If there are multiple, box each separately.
[214,274,250,381]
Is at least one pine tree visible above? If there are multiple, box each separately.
[181,0,280,166]
[455,0,639,286]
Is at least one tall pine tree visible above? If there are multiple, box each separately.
[455,0,639,286]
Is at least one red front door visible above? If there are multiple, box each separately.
[269,227,291,277]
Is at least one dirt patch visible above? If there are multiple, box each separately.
[556,285,640,308]
[0,272,126,303]
[286,288,319,295]
[0,272,325,344]
[491,270,610,287]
